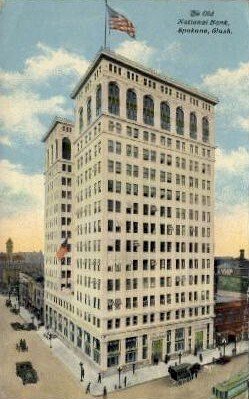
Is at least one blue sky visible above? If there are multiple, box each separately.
[0,0,248,254]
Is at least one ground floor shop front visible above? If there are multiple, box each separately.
[45,302,214,373]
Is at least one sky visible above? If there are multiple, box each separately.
[0,0,248,256]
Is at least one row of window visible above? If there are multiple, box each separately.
[77,83,210,142]
[106,305,211,330]
[76,257,211,272]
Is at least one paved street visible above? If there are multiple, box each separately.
[108,355,248,399]
[0,296,85,399]
[0,295,248,399]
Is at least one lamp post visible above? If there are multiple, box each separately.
[117,366,122,388]
[234,336,237,355]
[222,338,227,357]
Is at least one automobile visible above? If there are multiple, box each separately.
[11,322,23,331]
[214,356,231,365]
[16,362,38,385]
[22,323,36,331]
[44,330,57,339]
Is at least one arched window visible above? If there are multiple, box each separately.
[161,102,170,130]
[202,117,209,142]
[96,85,102,117]
[62,138,71,160]
[143,95,154,126]
[108,82,119,115]
[189,112,197,139]
[87,97,92,125]
[79,108,83,133]
[126,89,137,121]
[176,107,184,135]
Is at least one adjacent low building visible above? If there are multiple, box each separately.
[19,272,44,322]
[214,250,249,344]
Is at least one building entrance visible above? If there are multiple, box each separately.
[195,331,203,350]
[151,339,163,363]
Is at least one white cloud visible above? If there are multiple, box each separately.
[0,42,89,142]
[0,135,12,146]
[0,42,89,90]
[238,117,249,132]
[160,41,182,61]
[0,90,70,141]
[201,62,249,132]
[216,147,249,173]
[115,40,155,65]
[0,159,44,213]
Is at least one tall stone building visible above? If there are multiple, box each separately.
[43,49,217,372]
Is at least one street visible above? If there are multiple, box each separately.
[0,295,247,399]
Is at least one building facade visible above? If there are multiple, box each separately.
[43,49,217,373]
[19,272,44,322]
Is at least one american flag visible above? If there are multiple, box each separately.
[107,5,136,38]
[56,237,69,260]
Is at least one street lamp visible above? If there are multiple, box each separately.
[222,338,227,356]
[117,366,122,388]
[234,336,237,355]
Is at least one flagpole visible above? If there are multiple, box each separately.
[104,0,108,48]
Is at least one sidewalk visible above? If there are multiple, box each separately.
[18,304,248,396]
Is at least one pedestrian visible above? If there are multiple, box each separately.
[132,363,135,374]
[81,367,85,381]
[124,376,127,387]
[199,353,203,362]
[98,372,102,383]
[86,382,91,394]
[103,386,107,398]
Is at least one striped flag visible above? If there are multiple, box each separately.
[107,5,136,38]
[56,237,69,260]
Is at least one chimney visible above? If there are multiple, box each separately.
[239,249,245,260]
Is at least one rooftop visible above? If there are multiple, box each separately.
[42,116,74,143]
[71,47,219,104]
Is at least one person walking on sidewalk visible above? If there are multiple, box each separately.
[86,382,91,394]
[103,386,107,398]
[81,367,85,381]
[98,372,102,383]
[124,376,127,387]
[199,353,203,362]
